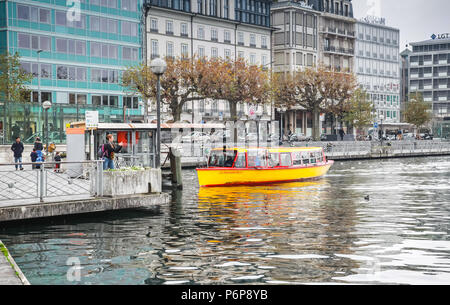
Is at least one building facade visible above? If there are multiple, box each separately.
[316,0,355,73]
[0,0,143,143]
[355,18,400,123]
[271,1,319,137]
[408,36,450,120]
[144,0,273,123]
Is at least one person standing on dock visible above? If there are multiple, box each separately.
[11,137,24,171]
[102,134,123,170]
[339,129,345,141]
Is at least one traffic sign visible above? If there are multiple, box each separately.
[374,122,378,129]
[85,111,99,128]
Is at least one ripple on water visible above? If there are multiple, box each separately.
[1,156,450,284]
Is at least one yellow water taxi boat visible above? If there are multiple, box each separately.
[196,147,333,187]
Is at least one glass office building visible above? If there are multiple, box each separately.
[0,0,143,144]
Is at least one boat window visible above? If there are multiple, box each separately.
[280,153,292,167]
[234,152,247,168]
[247,149,267,167]
[316,151,323,163]
[292,151,302,165]
[302,152,310,164]
[269,153,279,167]
[310,152,317,164]
[208,150,237,167]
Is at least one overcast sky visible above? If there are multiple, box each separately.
[352,0,450,50]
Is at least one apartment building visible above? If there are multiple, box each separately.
[408,36,450,120]
[271,1,319,137]
[144,0,273,123]
[355,18,400,123]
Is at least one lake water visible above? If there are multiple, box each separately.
[1,156,450,284]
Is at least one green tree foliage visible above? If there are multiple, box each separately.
[404,92,432,130]
[0,52,32,102]
[344,88,375,134]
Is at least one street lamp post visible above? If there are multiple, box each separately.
[379,114,384,146]
[150,58,167,169]
[42,100,52,159]
[36,49,43,137]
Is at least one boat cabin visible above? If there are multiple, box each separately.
[207,147,326,169]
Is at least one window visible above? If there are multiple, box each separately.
[122,21,137,36]
[150,18,158,32]
[17,5,30,20]
[238,51,244,59]
[91,42,101,57]
[151,40,159,58]
[18,33,30,49]
[198,46,205,57]
[250,53,256,65]
[122,0,137,11]
[39,8,51,24]
[167,42,174,58]
[261,36,267,48]
[124,96,139,109]
[181,43,189,57]
[224,30,231,43]
[181,23,188,36]
[55,11,66,26]
[211,47,218,58]
[211,28,218,41]
[57,66,68,80]
[198,26,205,39]
[250,34,256,47]
[166,20,174,35]
[56,38,68,53]
[238,32,244,45]
[225,49,231,59]
[77,67,87,81]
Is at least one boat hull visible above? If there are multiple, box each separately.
[197,161,334,187]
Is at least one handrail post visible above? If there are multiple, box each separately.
[39,164,45,203]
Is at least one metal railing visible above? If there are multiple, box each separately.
[0,161,103,204]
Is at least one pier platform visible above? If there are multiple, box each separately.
[0,193,170,223]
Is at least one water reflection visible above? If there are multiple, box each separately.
[1,157,450,284]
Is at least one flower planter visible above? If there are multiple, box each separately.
[102,168,161,197]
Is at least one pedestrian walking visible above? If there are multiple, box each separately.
[54,151,62,173]
[100,134,123,170]
[11,137,24,170]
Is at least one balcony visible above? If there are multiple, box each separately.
[166,31,174,35]
[439,96,448,101]
[323,46,353,55]
[439,84,448,89]
[181,33,189,37]
[211,37,218,42]
[224,39,231,44]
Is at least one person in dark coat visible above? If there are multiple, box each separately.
[11,137,24,170]
[339,129,345,141]
[102,134,123,170]
[30,148,38,169]
[34,137,43,152]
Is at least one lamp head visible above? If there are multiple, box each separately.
[43,100,52,109]
[150,58,167,76]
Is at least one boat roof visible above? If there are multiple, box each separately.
[211,147,323,153]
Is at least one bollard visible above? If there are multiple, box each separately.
[169,147,183,190]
